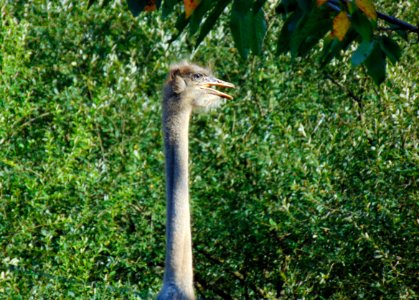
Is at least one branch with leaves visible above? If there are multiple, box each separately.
[87,0,418,83]
[274,0,416,85]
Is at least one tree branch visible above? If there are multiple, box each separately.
[327,0,418,34]
[377,11,419,34]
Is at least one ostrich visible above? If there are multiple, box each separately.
[157,62,235,300]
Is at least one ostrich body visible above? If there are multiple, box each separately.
[158,62,234,300]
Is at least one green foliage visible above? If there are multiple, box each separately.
[364,40,386,85]
[194,0,230,47]
[126,0,149,16]
[352,39,375,66]
[276,0,409,85]
[350,9,374,41]
[379,35,401,65]
[92,0,419,86]
[230,0,267,57]
[1,0,418,299]
[1,2,169,297]
[161,0,180,18]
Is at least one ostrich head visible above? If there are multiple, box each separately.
[163,62,235,114]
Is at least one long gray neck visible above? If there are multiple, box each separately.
[158,104,195,299]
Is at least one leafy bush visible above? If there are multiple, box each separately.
[1,1,417,299]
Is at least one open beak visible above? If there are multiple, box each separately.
[200,77,235,100]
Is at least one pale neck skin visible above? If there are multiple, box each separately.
[158,99,195,300]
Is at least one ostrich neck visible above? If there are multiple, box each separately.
[162,107,194,297]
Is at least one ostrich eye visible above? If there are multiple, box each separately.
[192,73,203,80]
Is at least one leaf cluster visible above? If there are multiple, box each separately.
[1,1,418,299]
[90,0,418,85]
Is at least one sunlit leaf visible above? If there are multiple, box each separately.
[355,0,377,21]
[332,12,350,41]
[184,0,201,18]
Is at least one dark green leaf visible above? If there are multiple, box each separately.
[350,9,373,41]
[379,36,401,65]
[127,0,147,17]
[250,8,267,55]
[289,14,308,57]
[276,0,298,15]
[319,30,357,66]
[230,0,267,58]
[347,1,357,14]
[296,0,312,13]
[365,42,386,85]
[190,0,214,36]
[290,6,331,57]
[87,0,96,8]
[395,29,408,41]
[277,10,303,55]
[168,13,190,43]
[319,37,342,66]
[352,39,375,66]
[340,29,358,51]
[162,0,180,18]
[195,0,230,46]
[104,0,112,7]
[253,0,267,13]
[230,0,252,58]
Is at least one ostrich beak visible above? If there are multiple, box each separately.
[200,77,235,100]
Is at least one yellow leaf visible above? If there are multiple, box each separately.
[332,12,350,41]
[184,0,201,18]
[144,0,157,12]
[317,0,328,6]
[355,0,377,20]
